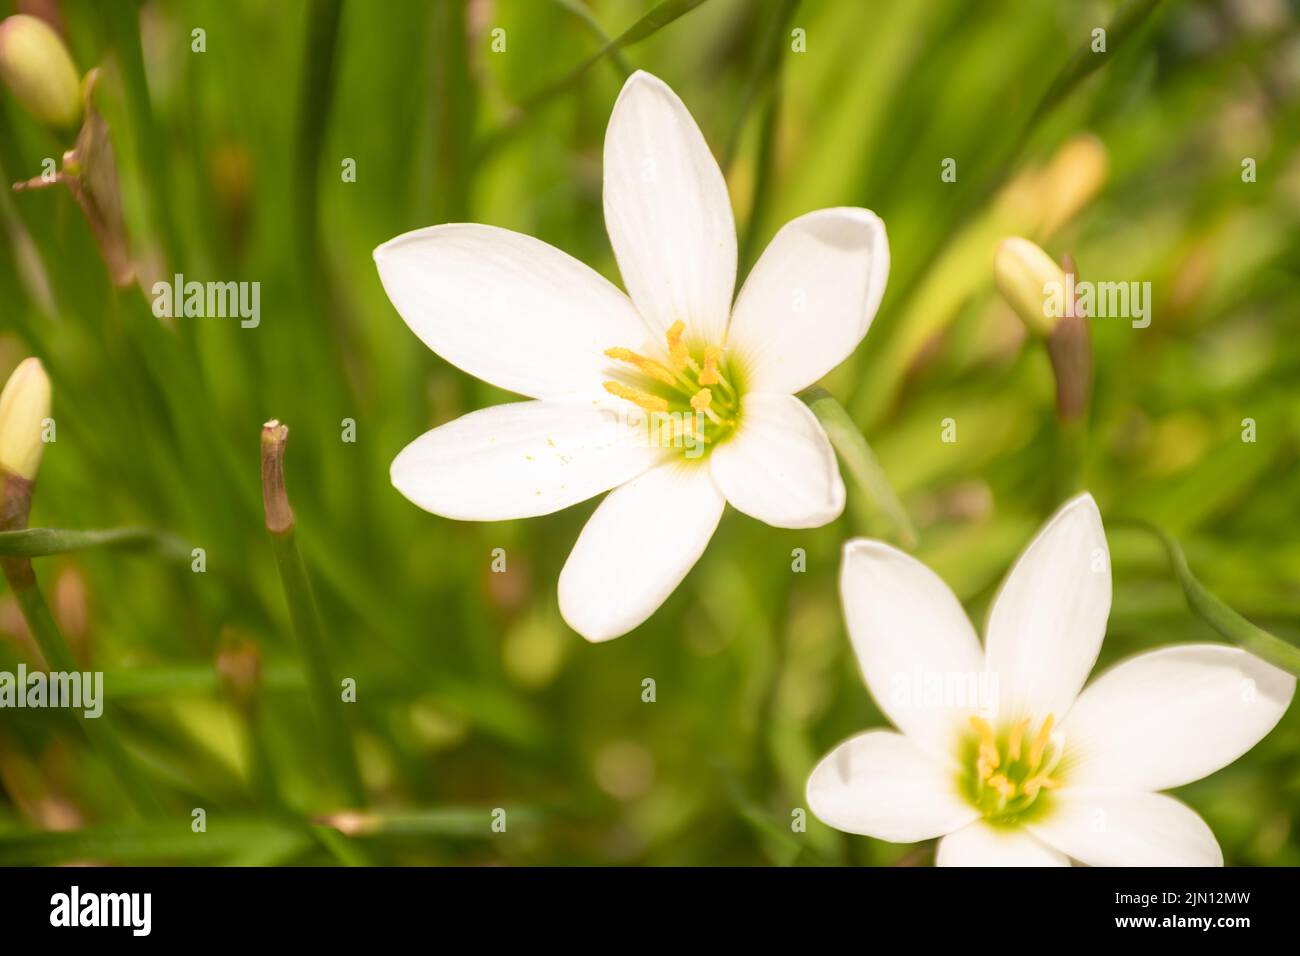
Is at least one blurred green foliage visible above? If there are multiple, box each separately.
[0,0,1297,866]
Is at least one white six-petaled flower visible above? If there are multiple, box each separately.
[807,493,1295,866]
[374,71,889,642]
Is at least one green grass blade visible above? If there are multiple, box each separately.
[802,387,918,548]
[0,526,188,559]
[478,0,711,155]
[1113,521,1300,677]
[0,819,311,866]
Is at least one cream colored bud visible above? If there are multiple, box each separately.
[0,15,81,130]
[995,238,1067,338]
[0,357,52,480]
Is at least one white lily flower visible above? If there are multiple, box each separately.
[374,71,889,642]
[807,493,1295,866]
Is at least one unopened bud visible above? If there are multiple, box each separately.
[0,358,51,481]
[995,238,1067,338]
[1047,254,1093,423]
[0,15,81,130]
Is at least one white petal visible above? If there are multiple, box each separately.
[390,402,663,520]
[558,462,724,642]
[984,493,1111,723]
[603,71,736,343]
[727,208,890,394]
[806,731,978,842]
[1028,789,1223,867]
[936,821,1069,867]
[1061,644,1296,792]
[708,393,844,529]
[839,540,987,757]
[374,224,651,400]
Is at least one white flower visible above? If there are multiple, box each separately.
[807,493,1295,866]
[374,71,889,642]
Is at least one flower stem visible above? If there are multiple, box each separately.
[1112,519,1300,677]
[0,526,189,559]
[0,475,158,814]
[801,387,917,548]
[261,422,365,807]
[315,805,542,838]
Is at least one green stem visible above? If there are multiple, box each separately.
[551,0,634,76]
[1112,520,1300,677]
[475,0,711,159]
[724,0,800,173]
[1053,414,1088,503]
[6,574,159,814]
[102,0,184,268]
[268,527,365,807]
[0,526,188,559]
[738,53,785,271]
[801,387,917,548]
[0,818,312,866]
[316,806,541,838]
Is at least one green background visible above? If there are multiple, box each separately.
[0,0,1297,865]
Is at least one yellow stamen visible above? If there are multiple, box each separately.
[689,388,713,412]
[699,346,723,385]
[604,347,679,387]
[987,774,1014,799]
[1022,773,1060,799]
[665,320,691,370]
[603,381,668,413]
[970,715,1000,770]
[1006,717,1030,762]
[1028,714,1055,769]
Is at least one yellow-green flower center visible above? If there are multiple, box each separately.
[602,320,743,457]
[959,714,1064,825]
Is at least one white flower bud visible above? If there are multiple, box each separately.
[0,15,82,130]
[0,357,51,480]
[995,237,1067,338]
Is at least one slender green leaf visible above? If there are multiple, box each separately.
[0,526,188,559]
[0,819,310,866]
[316,805,543,838]
[477,0,711,155]
[1113,521,1300,677]
[802,387,917,548]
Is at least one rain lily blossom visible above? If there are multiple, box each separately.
[807,494,1295,866]
[374,71,889,642]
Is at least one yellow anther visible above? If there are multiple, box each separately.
[604,347,679,387]
[1006,717,1030,762]
[689,388,713,412]
[987,774,1014,799]
[603,381,668,414]
[969,715,1000,770]
[977,754,995,782]
[699,346,722,385]
[665,320,690,370]
[1022,773,1060,799]
[1028,714,1055,769]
